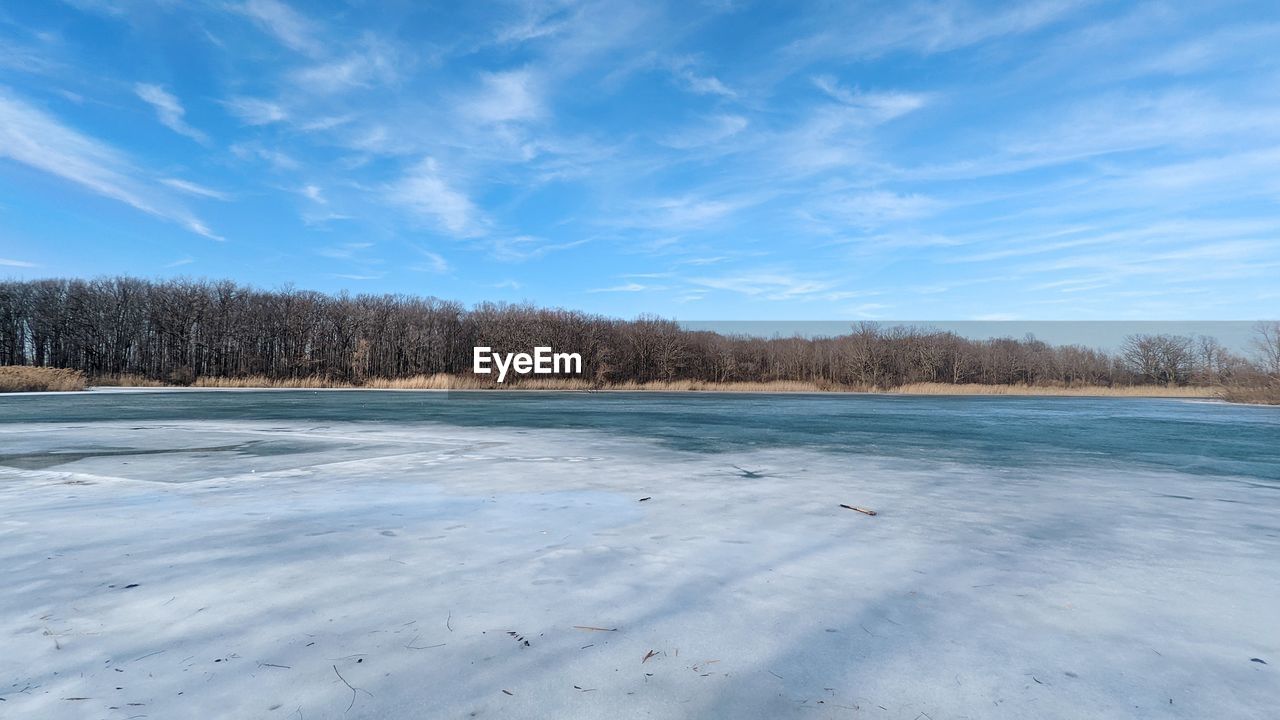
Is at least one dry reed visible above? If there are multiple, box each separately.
[0,366,87,392]
[91,373,169,387]
[75,373,1238,399]
[1217,383,1280,405]
[3,363,1269,402]
[888,382,1218,398]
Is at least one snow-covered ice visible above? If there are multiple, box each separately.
[1,391,1277,719]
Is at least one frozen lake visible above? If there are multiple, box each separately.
[1,390,1277,719]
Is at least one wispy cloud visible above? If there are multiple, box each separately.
[489,235,589,263]
[463,69,543,125]
[0,88,218,239]
[236,0,322,56]
[677,256,729,266]
[766,88,929,175]
[161,177,231,200]
[659,114,748,149]
[290,36,404,94]
[317,242,374,260]
[300,184,325,203]
[902,90,1280,184]
[671,62,736,97]
[224,97,287,125]
[626,195,748,232]
[492,2,577,45]
[229,142,299,171]
[0,35,63,76]
[0,257,38,268]
[811,75,930,120]
[789,0,1088,62]
[331,272,385,281]
[804,190,940,230]
[134,83,208,143]
[389,158,486,237]
[588,282,654,293]
[409,246,450,274]
[687,271,844,301]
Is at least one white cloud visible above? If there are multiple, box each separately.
[301,184,325,203]
[224,97,287,125]
[677,256,729,266]
[811,75,929,121]
[488,235,589,262]
[134,83,208,143]
[301,210,354,226]
[687,271,842,301]
[298,115,354,132]
[0,89,218,239]
[0,257,37,268]
[184,218,224,241]
[904,90,1280,185]
[674,68,735,97]
[847,302,890,317]
[660,198,737,227]
[409,247,450,274]
[627,195,747,232]
[161,177,231,200]
[290,37,402,94]
[808,190,939,229]
[588,282,653,293]
[491,1,580,45]
[0,35,62,76]
[659,114,748,149]
[464,69,543,125]
[237,0,322,56]
[765,82,930,175]
[332,272,384,281]
[389,158,486,237]
[952,219,1280,266]
[229,142,300,170]
[317,242,373,260]
[790,0,1087,62]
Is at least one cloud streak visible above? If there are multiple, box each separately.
[236,0,322,56]
[135,83,208,143]
[0,88,219,239]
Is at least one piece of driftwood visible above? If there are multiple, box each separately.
[839,504,877,516]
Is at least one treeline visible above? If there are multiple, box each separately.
[0,277,1276,388]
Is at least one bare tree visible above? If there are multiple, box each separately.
[1121,334,1194,386]
[1252,321,1280,376]
[1,276,1263,389]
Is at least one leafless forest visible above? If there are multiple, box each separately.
[1,278,1277,390]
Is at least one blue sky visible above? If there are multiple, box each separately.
[1,0,1278,321]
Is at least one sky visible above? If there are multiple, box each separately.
[1,0,1279,322]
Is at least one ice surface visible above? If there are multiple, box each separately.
[0,391,1277,719]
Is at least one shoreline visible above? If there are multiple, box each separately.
[86,375,1221,398]
[8,368,1276,402]
[70,383,1221,400]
